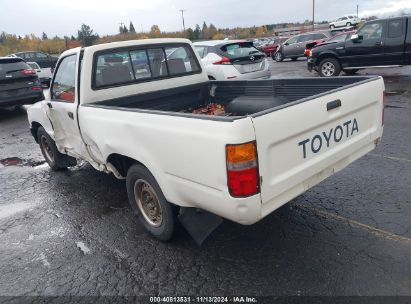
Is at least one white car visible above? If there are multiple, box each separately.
[27,62,52,87]
[193,40,270,80]
[329,16,360,29]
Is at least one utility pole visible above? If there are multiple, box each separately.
[312,0,315,31]
[357,4,359,17]
[179,9,186,32]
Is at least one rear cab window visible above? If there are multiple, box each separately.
[93,43,201,89]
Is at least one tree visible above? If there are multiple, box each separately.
[208,24,217,39]
[129,21,136,33]
[201,21,208,39]
[193,24,201,40]
[149,25,161,37]
[77,24,98,46]
[42,32,48,40]
[186,28,195,40]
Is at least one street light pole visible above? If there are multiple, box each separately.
[179,9,186,32]
[312,0,315,31]
[357,4,359,17]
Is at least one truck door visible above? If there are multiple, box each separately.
[384,18,406,65]
[47,52,90,160]
[344,20,386,66]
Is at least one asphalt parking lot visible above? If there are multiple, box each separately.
[0,59,410,297]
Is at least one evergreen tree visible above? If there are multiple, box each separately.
[42,32,48,40]
[193,24,201,40]
[201,22,208,39]
[129,21,136,33]
[77,24,98,46]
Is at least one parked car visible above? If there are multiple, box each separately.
[261,37,289,57]
[329,16,360,29]
[304,30,356,57]
[0,57,44,107]
[193,40,270,80]
[26,62,52,87]
[8,51,58,69]
[27,38,384,243]
[274,31,333,62]
[308,16,410,77]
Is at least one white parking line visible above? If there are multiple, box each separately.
[298,205,411,246]
[368,153,411,163]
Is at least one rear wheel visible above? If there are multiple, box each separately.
[126,164,177,241]
[37,127,76,170]
[343,69,359,75]
[273,51,284,62]
[318,58,341,77]
[346,22,351,27]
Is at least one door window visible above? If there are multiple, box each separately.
[388,19,403,38]
[357,22,383,40]
[298,34,313,43]
[194,46,207,58]
[285,36,298,45]
[51,55,77,102]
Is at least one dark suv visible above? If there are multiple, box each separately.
[9,51,58,69]
[0,57,44,107]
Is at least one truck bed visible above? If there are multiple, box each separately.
[89,77,378,120]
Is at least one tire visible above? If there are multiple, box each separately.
[291,57,298,61]
[273,51,284,62]
[126,164,176,241]
[208,76,215,80]
[343,69,359,75]
[330,25,335,29]
[346,22,351,27]
[318,58,341,77]
[37,127,77,170]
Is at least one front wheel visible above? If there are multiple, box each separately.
[318,58,341,77]
[330,25,335,29]
[346,22,351,27]
[273,51,284,62]
[126,164,177,241]
[37,127,76,170]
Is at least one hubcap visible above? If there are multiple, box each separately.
[275,53,282,60]
[322,62,335,77]
[134,179,163,227]
[40,135,54,163]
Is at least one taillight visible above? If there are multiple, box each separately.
[226,141,260,197]
[22,69,36,75]
[382,90,386,126]
[213,56,231,65]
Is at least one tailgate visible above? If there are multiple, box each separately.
[251,77,384,212]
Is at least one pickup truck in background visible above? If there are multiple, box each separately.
[308,16,411,77]
[27,38,385,243]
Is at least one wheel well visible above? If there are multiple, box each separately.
[107,153,146,177]
[208,76,215,80]
[31,122,42,143]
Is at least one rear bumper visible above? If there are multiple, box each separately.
[0,91,44,107]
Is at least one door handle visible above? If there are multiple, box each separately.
[67,112,74,120]
[327,99,341,111]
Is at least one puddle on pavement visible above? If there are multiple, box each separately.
[0,157,46,168]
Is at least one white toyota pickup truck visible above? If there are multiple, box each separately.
[27,38,385,243]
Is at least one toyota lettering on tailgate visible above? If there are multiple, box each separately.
[298,118,359,159]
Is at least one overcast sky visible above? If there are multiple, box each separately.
[1,0,411,37]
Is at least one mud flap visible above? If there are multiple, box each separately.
[178,207,223,246]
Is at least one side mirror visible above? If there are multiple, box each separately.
[351,34,362,43]
[284,42,289,46]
